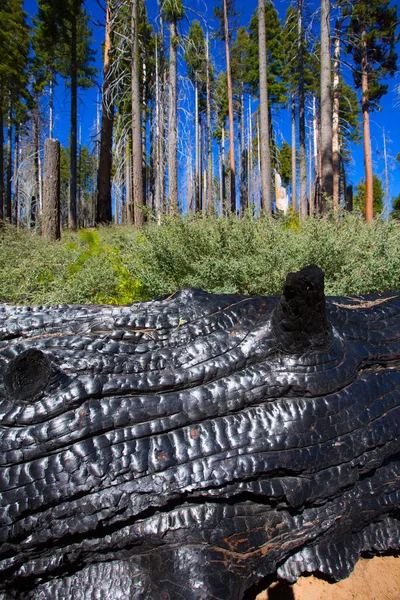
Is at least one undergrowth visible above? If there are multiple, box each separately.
[0,213,399,305]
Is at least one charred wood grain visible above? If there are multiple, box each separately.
[0,265,399,599]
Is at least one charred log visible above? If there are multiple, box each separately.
[0,265,399,599]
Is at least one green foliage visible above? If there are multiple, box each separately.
[162,0,184,22]
[391,193,400,219]
[245,2,287,105]
[33,0,96,91]
[344,0,398,109]
[277,141,292,188]
[0,0,30,112]
[354,174,384,216]
[1,216,399,307]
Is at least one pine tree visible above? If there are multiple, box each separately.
[96,0,114,224]
[344,0,398,222]
[184,20,207,213]
[320,0,333,207]
[35,0,96,230]
[163,0,184,215]
[0,0,30,222]
[214,0,237,213]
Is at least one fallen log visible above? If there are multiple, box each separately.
[0,264,399,599]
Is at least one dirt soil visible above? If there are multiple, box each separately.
[256,556,400,600]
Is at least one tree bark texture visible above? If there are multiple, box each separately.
[298,0,307,217]
[320,0,333,209]
[224,0,236,213]
[1,266,400,599]
[132,0,144,227]
[206,34,213,214]
[96,0,114,224]
[332,22,341,210]
[5,105,12,222]
[168,19,178,215]
[42,138,61,240]
[291,93,296,211]
[361,32,373,223]
[69,7,78,231]
[258,0,272,214]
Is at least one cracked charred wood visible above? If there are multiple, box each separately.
[0,264,399,599]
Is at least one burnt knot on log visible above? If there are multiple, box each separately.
[0,265,399,599]
[272,264,332,353]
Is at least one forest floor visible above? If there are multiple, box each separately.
[256,556,400,600]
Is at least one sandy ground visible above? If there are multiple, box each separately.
[256,556,400,600]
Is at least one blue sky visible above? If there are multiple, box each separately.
[23,0,400,209]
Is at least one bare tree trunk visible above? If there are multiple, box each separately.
[13,128,20,227]
[240,89,246,215]
[320,0,333,210]
[168,18,178,214]
[258,0,271,214]
[220,127,226,215]
[42,138,61,240]
[6,103,12,222]
[96,0,114,224]
[154,37,162,222]
[69,6,78,231]
[49,78,54,139]
[0,106,3,221]
[206,33,213,214]
[332,21,340,210]
[248,99,252,210]
[291,92,296,211]
[33,95,41,227]
[125,135,133,224]
[383,128,389,222]
[361,31,373,223]
[223,0,236,213]
[298,0,307,217]
[195,81,200,212]
[132,0,144,226]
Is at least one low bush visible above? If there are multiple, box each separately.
[0,213,399,305]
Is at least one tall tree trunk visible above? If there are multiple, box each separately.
[13,127,19,227]
[33,94,41,227]
[168,18,178,214]
[298,0,307,217]
[132,0,144,226]
[361,30,373,223]
[206,33,213,214]
[96,0,114,224]
[49,78,54,139]
[220,128,226,215]
[320,0,333,210]
[223,0,236,213]
[332,21,340,210]
[6,103,12,222]
[69,6,78,231]
[248,100,253,210]
[0,106,3,221]
[240,89,246,215]
[291,92,296,211]
[383,128,389,222]
[195,81,200,212]
[42,138,61,240]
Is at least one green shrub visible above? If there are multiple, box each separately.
[0,213,399,306]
